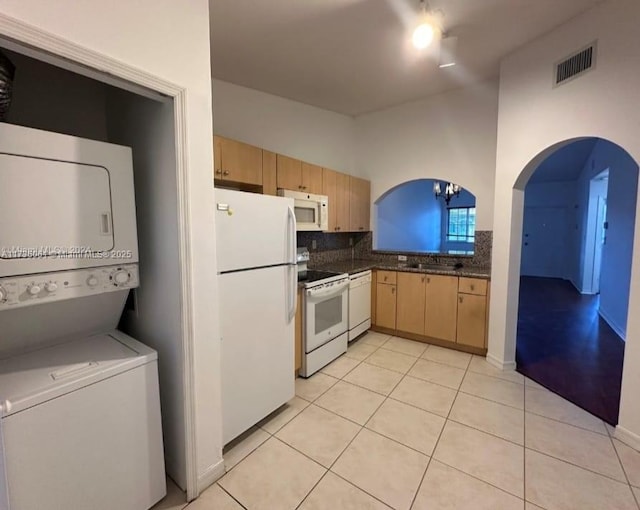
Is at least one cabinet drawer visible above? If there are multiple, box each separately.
[377,271,397,285]
[458,277,487,296]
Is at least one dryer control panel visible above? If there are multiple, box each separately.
[0,264,139,311]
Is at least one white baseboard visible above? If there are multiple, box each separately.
[196,459,225,496]
[599,307,626,340]
[614,425,640,452]
[486,353,517,371]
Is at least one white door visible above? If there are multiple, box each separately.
[215,189,295,272]
[219,265,295,444]
[592,197,607,293]
[521,207,567,278]
[0,155,114,258]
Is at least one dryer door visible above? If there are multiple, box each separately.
[0,154,114,259]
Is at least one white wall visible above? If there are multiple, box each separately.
[355,80,499,232]
[106,89,188,488]
[3,49,108,141]
[212,79,356,174]
[0,0,222,495]
[578,140,638,338]
[489,0,640,438]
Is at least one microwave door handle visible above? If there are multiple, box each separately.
[287,206,297,265]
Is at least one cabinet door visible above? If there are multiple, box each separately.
[396,272,426,335]
[213,135,223,180]
[425,275,458,342]
[295,288,303,371]
[349,177,371,232]
[262,150,277,196]
[277,154,302,191]
[335,172,351,232]
[376,283,397,330]
[302,162,323,194]
[219,137,263,185]
[457,294,487,349]
[322,168,338,232]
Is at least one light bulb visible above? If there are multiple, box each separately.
[412,22,435,49]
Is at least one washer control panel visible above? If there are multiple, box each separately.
[0,264,139,310]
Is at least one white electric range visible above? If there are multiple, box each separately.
[297,250,349,377]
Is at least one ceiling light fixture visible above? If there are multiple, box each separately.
[433,181,461,205]
[412,0,436,50]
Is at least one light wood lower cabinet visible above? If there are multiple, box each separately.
[456,293,487,349]
[424,275,458,342]
[375,283,397,330]
[396,272,426,335]
[295,288,302,372]
[372,270,490,353]
[371,270,377,325]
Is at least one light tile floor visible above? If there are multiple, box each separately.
[153,332,640,510]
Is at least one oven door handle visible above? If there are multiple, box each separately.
[307,283,348,301]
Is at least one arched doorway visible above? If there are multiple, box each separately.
[511,138,638,424]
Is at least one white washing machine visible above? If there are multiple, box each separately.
[0,331,165,510]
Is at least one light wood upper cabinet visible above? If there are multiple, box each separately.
[262,150,277,196]
[397,272,426,335]
[425,275,458,342]
[277,156,323,193]
[302,162,323,194]
[376,281,397,330]
[322,168,351,232]
[349,176,371,232]
[276,154,302,191]
[214,136,263,186]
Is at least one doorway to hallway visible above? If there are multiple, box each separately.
[516,138,638,425]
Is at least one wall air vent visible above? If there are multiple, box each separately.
[554,42,597,87]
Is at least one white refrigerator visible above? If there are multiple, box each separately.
[215,189,297,444]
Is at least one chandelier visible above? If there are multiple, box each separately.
[433,181,461,205]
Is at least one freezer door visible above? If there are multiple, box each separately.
[219,266,295,444]
[215,189,296,273]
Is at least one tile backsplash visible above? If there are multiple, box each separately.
[298,230,493,269]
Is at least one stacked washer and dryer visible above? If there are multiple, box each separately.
[0,124,166,510]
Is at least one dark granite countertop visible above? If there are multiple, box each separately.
[312,258,491,280]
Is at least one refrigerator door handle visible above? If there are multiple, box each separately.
[287,206,297,265]
[288,264,297,322]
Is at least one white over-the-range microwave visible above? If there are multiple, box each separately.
[278,189,328,231]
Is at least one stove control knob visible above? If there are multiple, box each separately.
[87,276,99,287]
[27,284,41,296]
[45,282,58,292]
[113,270,130,285]
[0,286,6,302]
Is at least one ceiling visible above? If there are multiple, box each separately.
[210,0,602,116]
[528,138,598,183]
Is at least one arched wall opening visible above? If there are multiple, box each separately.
[513,137,639,424]
[374,178,477,255]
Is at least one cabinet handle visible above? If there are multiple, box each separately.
[391,287,395,294]
[427,277,430,283]
[223,170,230,176]
[421,276,425,283]
[459,296,463,304]
[470,284,475,291]
[384,276,388,282]
[215,169,222,175]
[359,227,364,230]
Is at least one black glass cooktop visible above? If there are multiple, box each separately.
[298,270,343,284]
